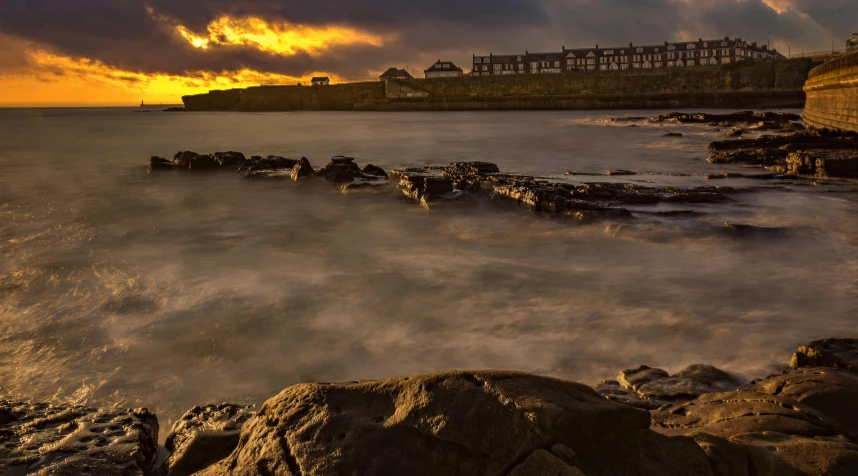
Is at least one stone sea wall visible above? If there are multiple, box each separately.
[803,51,858,133]
[182,59,813,112]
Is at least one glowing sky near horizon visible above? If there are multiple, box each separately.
[0,0,853,106]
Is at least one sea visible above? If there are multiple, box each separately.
[1,107,857,432]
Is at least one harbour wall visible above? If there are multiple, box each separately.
[803,51,858,133]
[183,59,813,112]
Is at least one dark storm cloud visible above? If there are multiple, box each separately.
[0,0,852,79]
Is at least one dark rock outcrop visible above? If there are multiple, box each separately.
[149,156,178,172]
[201,371,712,476]
[786,150,858,178]
[173,151,219,171]
[290,157,315,181]
[362,164,388,177]
[211,151,247,167]
[165,403,255,476]
[791,338,858,373]
[0,401,159,475]
[316,156,363,183]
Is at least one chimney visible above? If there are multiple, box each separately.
[724,36,730,41]
[630,42,633,48]
[698,38,702,42]
[751,41,757,47]
[664,41,669,46]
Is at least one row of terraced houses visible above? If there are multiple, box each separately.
[471,37,783,75]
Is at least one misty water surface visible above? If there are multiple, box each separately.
[1,108,857,432]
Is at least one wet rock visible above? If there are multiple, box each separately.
[663,133,683,137]
[165,403,255,476]
[786,150,858,178]
[449,161,501,176]
[724,129,745,138]
[211,151,247,167]
[708,148,789,166]
[709,130,858,154]
[0,400,159,475]
[149,156,178,172]
[638,365,741,401]
[791,337,858,372]
[742,367,858,440]
[240,155,299,173]
[617,365,670,392]
[362,164,388,177]
[393,170,455,204]
[172,151,219,171]
[607,169,637,176]
[290,157,315,181]
[204,370,712,476]
[648,111,800,125]
[592,380,664,410]
[652,391,842,439]
[317,156,363,183]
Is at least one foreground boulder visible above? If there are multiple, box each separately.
[165,403,256,476]
[202,371,712,476]
[0,400,159,475]
[652,391,858,476]
[742,367,858,441]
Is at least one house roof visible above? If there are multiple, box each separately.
[425,60,463,73]
[311,76,330,82]
[379,67,414,79]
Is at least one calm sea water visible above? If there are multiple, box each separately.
[1,107,857,432]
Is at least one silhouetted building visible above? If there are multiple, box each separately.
[424,61,464,79]
[311,76,330,86]
[473,37,783,75]
[848,34,858,51]
[379,68,414,80]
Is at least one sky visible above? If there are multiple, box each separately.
[0,0,855,106]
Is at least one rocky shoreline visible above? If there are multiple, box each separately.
[141,111,858,236]
[3,337,858,475]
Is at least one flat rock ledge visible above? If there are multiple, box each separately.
[6,337,858,475]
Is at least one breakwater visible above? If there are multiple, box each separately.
[803,51,858,133]
[183,59,812,112]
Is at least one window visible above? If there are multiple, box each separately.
[517,56,522,61]
[604,50,614,55]
[531,62,538,69]
[484,57,490,62]
[655,62,662,68]
[687,43,696,49]
[668,45,676,51]
[586,58,595,65]
[474,58,482,64]
[654,48,659,53]
[636,47,644,53]
[553,61,560,67]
